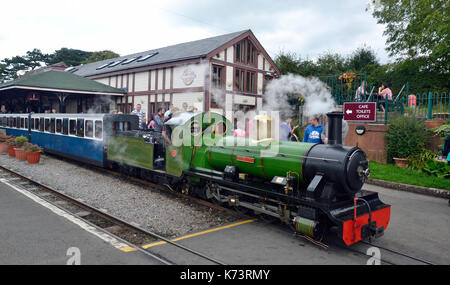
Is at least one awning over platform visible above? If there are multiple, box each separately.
[0,70,125,96]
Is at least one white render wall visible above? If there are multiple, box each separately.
[226,46,234,63]
[173,63,206,89]
[134,71,149,92]
[172,92,204,112]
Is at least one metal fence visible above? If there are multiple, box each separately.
[400,91,450,122]
[306,72,450,125]
[319,73,367,105]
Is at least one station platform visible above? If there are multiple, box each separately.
[0,181,160,265]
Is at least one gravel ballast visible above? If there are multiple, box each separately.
[0,153,238,238]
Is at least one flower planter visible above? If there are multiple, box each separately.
[26,151,41,164]
[8,145,15,157]
[425,120,443,129]
[14,148,27,161]
[0,142,8,154]
[393,157,408,168]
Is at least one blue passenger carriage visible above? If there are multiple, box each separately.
[0,114,30,138]
[0,113,138,167]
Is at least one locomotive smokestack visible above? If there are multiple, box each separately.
[327,111,344,145]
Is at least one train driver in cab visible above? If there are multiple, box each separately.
[154,107,171,145]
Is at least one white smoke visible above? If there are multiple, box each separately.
[263,74,336,118]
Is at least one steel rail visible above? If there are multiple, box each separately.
[361,241,436,265]
[0,165,227,265]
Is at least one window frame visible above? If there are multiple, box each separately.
[56,119,62,133]
[85,120,94,138]
[69,119,77,136]
[76,118,85,137]
[94,120,103,139]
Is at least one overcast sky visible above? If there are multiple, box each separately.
[1,0,390,64]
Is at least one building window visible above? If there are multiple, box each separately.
[211,65,224,107]
[235,38,257,66]
[212,65,224,89]
[235,68,256,93]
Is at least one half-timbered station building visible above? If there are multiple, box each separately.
[71,29,279,121]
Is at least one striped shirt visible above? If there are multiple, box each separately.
[131,109,146,127]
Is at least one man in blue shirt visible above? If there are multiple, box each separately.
[303,117,323,143]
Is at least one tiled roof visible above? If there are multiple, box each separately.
[0,70,124,95]
[71,30,249,77]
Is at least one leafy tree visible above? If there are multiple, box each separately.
[83,50,120,64]
[47,48,92,66]
[346,46,379,72]
[315,52,347,75]
[25,49,49,70]
[369,0,450,72]
[274,51,300,75]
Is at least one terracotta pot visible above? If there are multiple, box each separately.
[14,148,27,161]
[8,145,15,157]
[0,142,8,154]
[27,151,41,164]
[425,120,443,129]
[393,157,408,168]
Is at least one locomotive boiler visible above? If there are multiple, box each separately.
[163,111,391,245]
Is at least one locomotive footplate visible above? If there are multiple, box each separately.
[328,190,391,246]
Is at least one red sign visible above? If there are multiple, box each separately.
[236,156,255,164]
[343,102,376,122]
[27,94,40,101]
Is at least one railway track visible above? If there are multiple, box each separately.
[0,156,438,265]
[0,165,227,265]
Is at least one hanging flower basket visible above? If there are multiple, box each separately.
[26,151,41,164]
[14,148,27,161]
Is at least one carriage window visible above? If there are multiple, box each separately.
[95,120,103,139]
[30,118,35,130]
[76,119,84,137]
[20,118,24,129]
[39,118,44,131]
[85,120,93,138]
[44,119,50,132]
[50,118,56,133]
[62,119,69,135]
[35,119,40,130]
[25,118,28,129]
[214,122,227,135]
[69,120,76,135]
[56,119,62,133]
[16,117,20,128]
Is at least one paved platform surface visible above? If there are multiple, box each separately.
[0,181,160,265]
[141,184,450,265]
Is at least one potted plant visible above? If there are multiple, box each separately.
[14,136,28,161]
[24,143,42,164]
[425,118,443,129]
[6,137,16,157]
[0,134,11,154]
[386,116,427,168]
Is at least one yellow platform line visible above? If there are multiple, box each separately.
[119,219,257,252]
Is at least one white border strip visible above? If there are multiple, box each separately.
[0,178,129,250]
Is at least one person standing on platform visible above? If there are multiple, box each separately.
[131,104,146,129]
[279,116,298,142]
[303,117,323,144]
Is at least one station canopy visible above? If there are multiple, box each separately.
[0,70,125,96]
